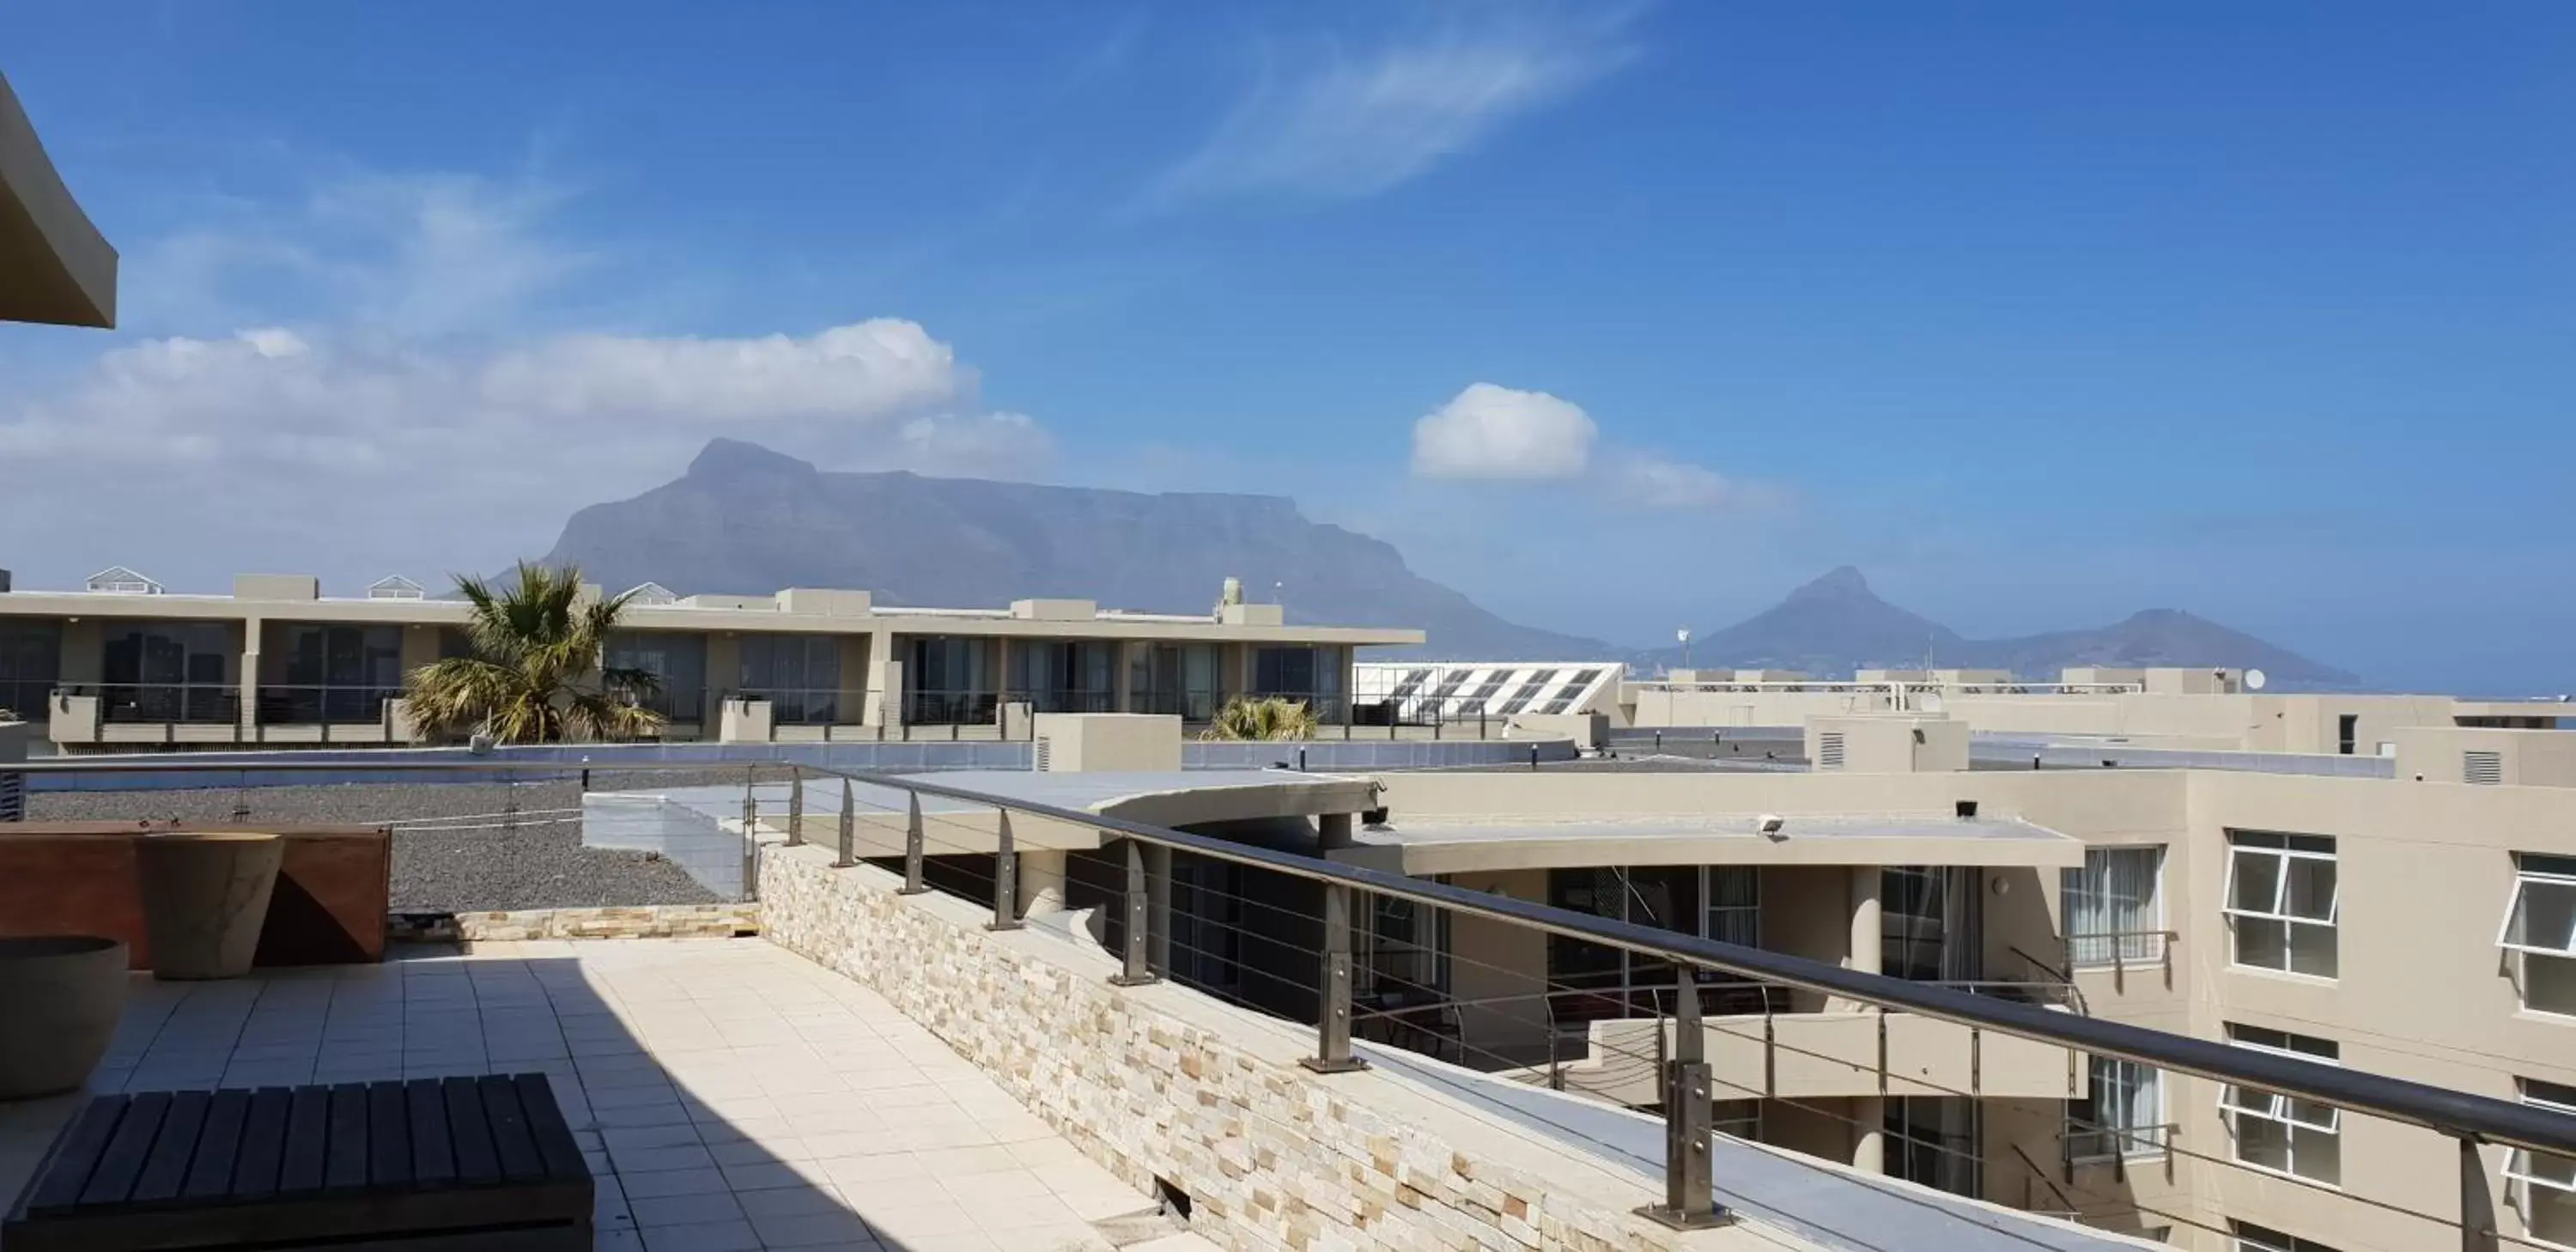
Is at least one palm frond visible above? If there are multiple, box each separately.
[406,562,655,744]
[1198,696,1319,741]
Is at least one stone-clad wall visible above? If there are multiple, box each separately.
[757,843,1732,1252]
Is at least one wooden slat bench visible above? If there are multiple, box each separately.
[3,1074,592,1252]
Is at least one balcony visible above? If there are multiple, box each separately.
[46,684,241,746]
[1519,985,2091,1108]
[45,683,423,746]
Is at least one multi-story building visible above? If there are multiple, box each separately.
[0,570,1419,751]
[1036,711,2576,1252]
[1613,666,2562,753]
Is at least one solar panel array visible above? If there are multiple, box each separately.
[1351,663,1620,722]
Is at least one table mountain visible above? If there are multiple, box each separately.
[540,439,1609,659]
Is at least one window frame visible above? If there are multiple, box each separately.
[2221,1024,2344,1186]
[2063,845,2168,969]
[2066,1056,2167,1164]
[2233,1219,2343,1252]
[2224,831,2340,979]
[2500,856,2576,1021]
[2507,1078,2576,1250]
[1700,866,1760,949]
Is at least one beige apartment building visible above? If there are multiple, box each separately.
[1097,714,2576,1252]
[0,570,1420,750]
[1616,666,2562,754]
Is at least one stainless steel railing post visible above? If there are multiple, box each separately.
[2459,1136,2498,1252]
[1299,883,1366,1073]
[1109,840,1158,987]
[785,773,805,847]
[987,809,1022,932]
[898,792,928,895]
[738,774,760,902]
[1638,974,1725,1229]
[832,778,856,868]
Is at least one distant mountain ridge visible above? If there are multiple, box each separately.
[540,441,2352,685]
[1662,567,2359,689]
[540,439,1610,659]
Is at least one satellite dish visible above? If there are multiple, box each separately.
[2245,669,2268,691]
[1676,628,1692,644]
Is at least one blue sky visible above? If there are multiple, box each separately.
[3,3,2571,691]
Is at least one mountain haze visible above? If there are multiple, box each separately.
[543,441,2354,685]
[1662,568,2359,688]
[543,440,1609,659]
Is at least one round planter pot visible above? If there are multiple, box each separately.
[0,936,130,1100]
[136,832,284,981]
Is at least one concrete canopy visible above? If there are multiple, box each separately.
[0,70,115,328]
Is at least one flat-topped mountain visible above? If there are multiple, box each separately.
[541,439,1609,659]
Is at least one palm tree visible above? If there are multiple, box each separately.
[1199,695,1319,741]
[404,562,664,744]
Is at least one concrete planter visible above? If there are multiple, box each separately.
[0,936,128,1099]
[135,832,283,980]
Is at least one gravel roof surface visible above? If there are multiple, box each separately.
[27,781,720,912]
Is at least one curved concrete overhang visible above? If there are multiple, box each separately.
[0,71,114,328]
[1328,812,2089,877]
[819,769,1378,854]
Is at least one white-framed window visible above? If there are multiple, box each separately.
[2233,1219,2343,1252]
[2063,846,2166,968]
[1702,866,1759,947]
[2221,1024,2342,1184]
[2508,1078,2576,1249]
[2067,1056,2166,1162]
[2225,831,2339,979]
[2501,854,2576,1018]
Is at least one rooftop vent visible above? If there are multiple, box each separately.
[2465,750,2504,786]
[621,581,680,606]
[368,575,426,600]
[85,566,161,594]
[1816,731,1846,770]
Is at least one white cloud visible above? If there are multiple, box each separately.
[0,167,1051,593]
[1406,382,1774,514]
[1410,382,1597,479]
[1149,9,1637,204]
[479,320,967,422]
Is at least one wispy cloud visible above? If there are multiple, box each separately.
[1144,6,1641,208]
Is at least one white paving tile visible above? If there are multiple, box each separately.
[0,939,1154,1252]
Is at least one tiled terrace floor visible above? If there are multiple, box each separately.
[0,939,1212,1252]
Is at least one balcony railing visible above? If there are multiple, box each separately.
[734,686,849,726]
[19,753,2576,1242]
[254,684,405,725]
[64,683,241,726]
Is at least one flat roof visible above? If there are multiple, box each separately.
[1339,811,2087,874]
[0,586,1421,645]
[648,769,1378,853]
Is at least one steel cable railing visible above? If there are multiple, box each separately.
[17,754,2576,1243]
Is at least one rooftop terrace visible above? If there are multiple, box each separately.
[0,939,1212,1252]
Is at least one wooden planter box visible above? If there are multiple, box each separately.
[0,823,389,968]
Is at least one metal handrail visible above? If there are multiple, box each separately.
[804,761,2576,1163]
[15,754,2576,1164]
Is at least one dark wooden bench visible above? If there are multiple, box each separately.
[3,1074,592,1252]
